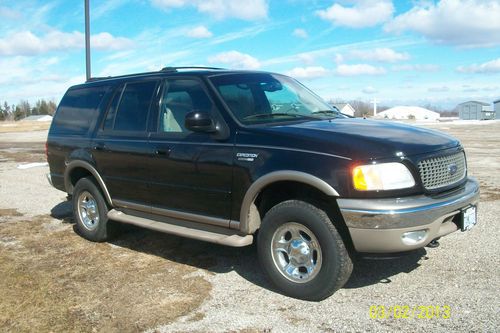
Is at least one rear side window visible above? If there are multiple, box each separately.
[112,81,158,132]
[52,86,107,135]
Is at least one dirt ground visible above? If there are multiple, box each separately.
[0,120,498,332]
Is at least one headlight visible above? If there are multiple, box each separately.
[352,162,415,191]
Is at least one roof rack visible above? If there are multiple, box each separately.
[160,66,226,72]
[84,67,227,83]
[86,76,112,82]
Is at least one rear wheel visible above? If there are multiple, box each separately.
[73,177,112,242]
[258,200,352,301]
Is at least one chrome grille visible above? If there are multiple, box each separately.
[418,152,466,190]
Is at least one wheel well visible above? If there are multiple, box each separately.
[254,181,355,253]
[69,167,93,188]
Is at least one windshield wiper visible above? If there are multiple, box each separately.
[312,110,341,118]
[243,113,315,120]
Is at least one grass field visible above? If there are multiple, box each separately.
[0,121,51,133]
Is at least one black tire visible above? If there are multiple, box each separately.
[257,200,353,301]
[72,177,112,242]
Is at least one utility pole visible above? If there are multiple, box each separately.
[370,98,378,117]
[85,0,91,81]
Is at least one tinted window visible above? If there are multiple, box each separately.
[103,86,123,131]
[159,79,213,133]
[52,86,107,134]
[113,81,158,132]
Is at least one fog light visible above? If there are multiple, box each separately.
[401,230,428,245]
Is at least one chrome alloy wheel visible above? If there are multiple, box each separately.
[270,222,322,283]
[77,191,100,230]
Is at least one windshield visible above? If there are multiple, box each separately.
[210,73,343,125]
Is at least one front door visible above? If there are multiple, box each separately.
[148,78,234,225]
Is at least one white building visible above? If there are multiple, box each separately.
[375,106,440,121]
[331,103,355,117]
[22,115,53,122]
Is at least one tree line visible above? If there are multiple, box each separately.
[0,99,57,121]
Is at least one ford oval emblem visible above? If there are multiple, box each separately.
[448,163,458,175]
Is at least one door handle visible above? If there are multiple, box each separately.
[154,148,171,156]
[93,143,105,151]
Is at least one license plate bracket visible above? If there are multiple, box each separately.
[461,205,477,231]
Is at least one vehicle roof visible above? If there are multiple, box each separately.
[68,67,276,90]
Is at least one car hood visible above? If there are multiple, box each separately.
[249,118,460,161]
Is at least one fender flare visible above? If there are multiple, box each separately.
[238,171,340,234]
[64,160,114,206]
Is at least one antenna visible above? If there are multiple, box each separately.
[84,0,91,81]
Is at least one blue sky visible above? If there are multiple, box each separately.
[1,0,499,109]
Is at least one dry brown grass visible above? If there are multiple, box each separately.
[479,184,500,202]
[0,213,212,332]
[0,142,46,163]
[0,209,22,217]
[0,121,50,133]
[0,151,46,163]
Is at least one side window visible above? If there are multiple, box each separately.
[113,81,157,132]
[103,85,123,131]
[159,79,213,133]
[53,86,107,134]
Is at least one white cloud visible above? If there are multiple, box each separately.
[297,54,315,65]
[293,28,308,39]
[362,86,379,94]
[456,58,500,74]
[428,86,450,92]
[350,48,409,63]
[461,85,477,92]
[334,53,344,64]
[286,66,329,80]
[186,26,213,38]
[151,0,189,8]
[336,64,386,76]
[0,30,133,56]
[0,55,84,103]
[262,37,417,67]
[0,6,22,19]
[208,50,261,69]
[151,0,268,20]
[93,0,129,19]
[385,0,500,47]
[316,0,394,28]
[392,64,440,72]
[91,32,133,51]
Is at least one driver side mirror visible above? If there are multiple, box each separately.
[185,111,217,133]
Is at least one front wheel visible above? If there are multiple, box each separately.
[257,200,352,301]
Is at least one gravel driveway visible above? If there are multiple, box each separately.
[0,121,498,332]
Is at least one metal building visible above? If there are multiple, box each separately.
[457,101,495,120]
[495,99,500,119]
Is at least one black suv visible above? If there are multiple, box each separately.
[47,67,479,301]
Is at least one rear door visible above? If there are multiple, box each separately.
[148,77,234,224]
[92,79,161,206]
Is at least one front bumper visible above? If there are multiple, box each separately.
[338,177,480,253]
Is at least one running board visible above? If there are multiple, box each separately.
[107,209,253,247]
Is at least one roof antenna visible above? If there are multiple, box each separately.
[85,0,91,81]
